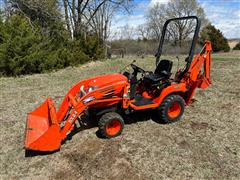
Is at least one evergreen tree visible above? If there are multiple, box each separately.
[0,15,43,75]
[0,14,91,76]
[0,0,104,76]
[233,42,240,50]
[200,24,230,52]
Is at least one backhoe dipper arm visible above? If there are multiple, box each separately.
[184,41,212,105]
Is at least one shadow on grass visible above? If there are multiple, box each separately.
[25,149,60,157]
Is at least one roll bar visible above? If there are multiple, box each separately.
[155,16,201,73]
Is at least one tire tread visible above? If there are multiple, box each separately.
[158,94,185,123]
[98,112,124,138]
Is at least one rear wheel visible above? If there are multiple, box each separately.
[98,112,124,138]
[158,95,185,123]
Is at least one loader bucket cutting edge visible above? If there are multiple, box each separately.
[25,98,62,152]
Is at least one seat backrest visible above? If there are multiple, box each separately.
[154,59,173,75]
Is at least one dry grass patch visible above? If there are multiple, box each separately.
[0,52,240,179]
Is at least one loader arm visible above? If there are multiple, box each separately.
[183,41,212,105]
[25,74,128,152]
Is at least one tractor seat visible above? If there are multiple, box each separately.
[143,73,166,83]
[144,59,173,84]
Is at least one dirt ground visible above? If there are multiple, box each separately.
[0,52,240,179]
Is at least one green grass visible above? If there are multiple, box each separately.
[212,51,240,61]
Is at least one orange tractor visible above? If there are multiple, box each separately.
[25,16,212,152]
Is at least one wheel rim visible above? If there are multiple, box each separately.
[106,120,122,136]
[168,102,181,119]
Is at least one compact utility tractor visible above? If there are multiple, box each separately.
[25,16,212,152]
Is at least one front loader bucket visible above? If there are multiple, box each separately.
[25,98,62,152]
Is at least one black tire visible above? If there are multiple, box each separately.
[158,94,185,123]
[98,112,124,138]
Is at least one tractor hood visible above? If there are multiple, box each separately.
[87,73,128,88]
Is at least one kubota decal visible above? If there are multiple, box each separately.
[69,110,78,123]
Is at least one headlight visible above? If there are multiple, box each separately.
[83,96,95,104]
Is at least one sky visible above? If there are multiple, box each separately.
[112,0,240,39]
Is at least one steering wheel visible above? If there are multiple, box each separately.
[130,63,145,74]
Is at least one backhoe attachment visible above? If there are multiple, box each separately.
[184,41,212,105]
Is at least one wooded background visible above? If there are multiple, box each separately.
[0,0,233,76]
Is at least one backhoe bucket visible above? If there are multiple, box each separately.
[25,98,62,152]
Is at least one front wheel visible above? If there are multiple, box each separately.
[158,95,185,123]
[98,112,124,138]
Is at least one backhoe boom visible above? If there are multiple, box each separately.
[184,41,212,104]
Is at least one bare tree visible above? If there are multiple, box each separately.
[119,24,135,40]
[62,0,101,38]
[63,0,71,35]
[166,0,207,46]
[88,0,131,45]
[146,3,167,40]
[61,0,132,40]
[137,24,150,40]
[146,0,207,43]
[7,0,62,29]
[7,0,133,42]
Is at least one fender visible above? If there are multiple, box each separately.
[154,83,188,105]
